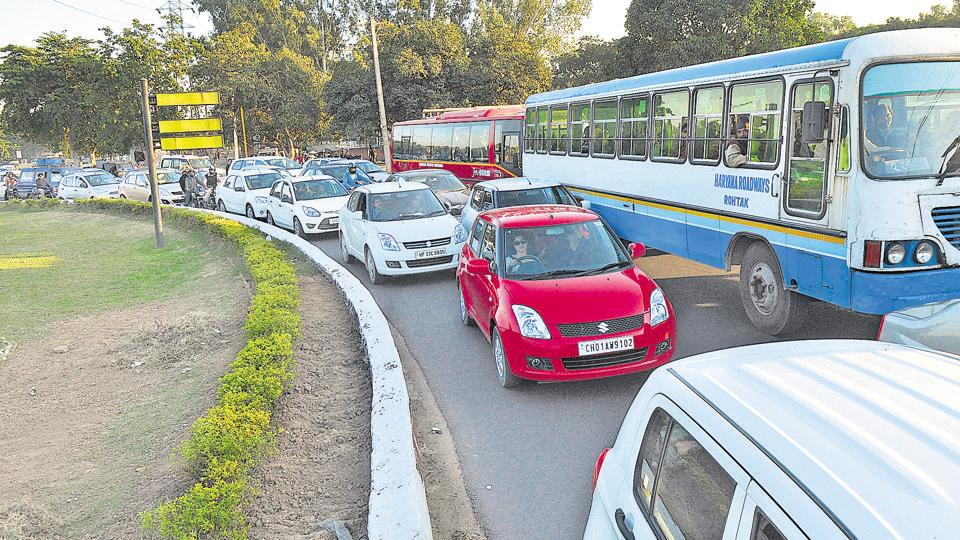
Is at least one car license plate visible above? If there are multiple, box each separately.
[578,336,634,357]
[329,217,339,225]
[415,248,446,259]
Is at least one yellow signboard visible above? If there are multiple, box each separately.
[155,92,220,107]
[160,134,224,151]
[158,118,223,134]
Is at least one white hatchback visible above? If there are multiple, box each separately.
[57,170,121,201]
[216,169,285,219]
[118,169,184,204]
[338,182,467,284]
[265,175,349,236]
[586,340,960,540]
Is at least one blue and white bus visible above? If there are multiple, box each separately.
[523,28,960,335]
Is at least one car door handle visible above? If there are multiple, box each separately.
[615,509,635,540]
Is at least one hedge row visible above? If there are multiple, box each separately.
[68,199,302,539]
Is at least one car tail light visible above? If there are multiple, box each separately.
[863,240,882,268]
[592,447,611,492]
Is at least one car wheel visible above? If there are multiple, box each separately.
[493,327,520,388]
[739,242,807,336]
[266,212,275,226]
[458,282,475,327]
[365,249,382,285]
[119,194,126,199]
[245,204,255,219]
[340,232,353,264]
[294,218,305,238]
[217,199,226,212]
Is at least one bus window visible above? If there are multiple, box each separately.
[592,99,617,157]
[549,105,568,154]
[536,108,549,154]
[727,79,784,167]
[432,125,453,161]
[786,80,832,216]
[619,95,648,159]
[397,126,412,159]
[653,90,689,161]
[837,105,850,173]
[692,86,724,164]
[524,108,537,153]
[470,122,490,163]
[452,124,470,162]
[412,126,431,160]
[570,102,591,156]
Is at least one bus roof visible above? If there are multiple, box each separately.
[393,105,524,126]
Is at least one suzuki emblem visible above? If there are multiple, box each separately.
[597,322,609,334]
[426,240,432,247]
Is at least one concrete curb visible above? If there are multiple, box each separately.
[215,212,433,540]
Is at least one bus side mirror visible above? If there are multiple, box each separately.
[801,101,828,144]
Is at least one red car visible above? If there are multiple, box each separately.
[456,205,676,388]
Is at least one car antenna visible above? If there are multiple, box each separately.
[526,176,532,185]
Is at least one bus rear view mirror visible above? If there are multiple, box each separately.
[801,101,828,144]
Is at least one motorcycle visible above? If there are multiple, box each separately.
[191,185,217,210]
[29,185,56,199]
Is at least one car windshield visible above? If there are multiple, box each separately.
[368,189,446,221]
[862,61,960,179]
[189,158,212,169]
[501,219,631,280]
[404,171,464,191]
[324,165,351,178]
[356,161,384,174]
[266,158,299,169]
[85,172,118,186]
[294,179,347,200]
[498,186,575,208]
[246,172,282,190]
[157,172,180,184]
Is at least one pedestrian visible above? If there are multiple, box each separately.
[180,167,197,206]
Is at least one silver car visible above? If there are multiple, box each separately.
[119,169,185,205]
[878,299,960,356]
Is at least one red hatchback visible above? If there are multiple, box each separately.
[456,205,676,388]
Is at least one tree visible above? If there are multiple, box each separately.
[806,12,856,40]
[552,36,627,90]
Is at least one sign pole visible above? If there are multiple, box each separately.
[140,78,165,248]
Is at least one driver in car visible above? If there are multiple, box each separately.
[506,233,532,272]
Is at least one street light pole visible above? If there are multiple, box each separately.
[370,10,392,172]
[139,78,165,248]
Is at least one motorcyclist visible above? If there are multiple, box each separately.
[3,172,17,199]
[340,162,371,191]
[35,173,53,198]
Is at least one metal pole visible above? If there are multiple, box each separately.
[240,106,249,157]
[370,12,392,172]
[139,78,165,248]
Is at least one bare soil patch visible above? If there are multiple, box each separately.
[0,283,249,538]
[246,274,372,539]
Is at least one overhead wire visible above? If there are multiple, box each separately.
[47,0,127,24]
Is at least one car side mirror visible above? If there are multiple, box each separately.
[801,101,828,144]
[281,195,292,204]
[628,242,646,259]
[467,258,490,275]
[574,196,592,210]
[352,210,363,221]
[235,185,245,192]
[80,181,89,188]
[449,206,462,217]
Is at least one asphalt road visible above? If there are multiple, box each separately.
[309,235,880,539]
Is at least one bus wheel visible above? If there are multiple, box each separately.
[739,242,807,336]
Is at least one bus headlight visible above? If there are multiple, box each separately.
[885,242,906,265]
[914,241,936,264]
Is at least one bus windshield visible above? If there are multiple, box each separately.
[862,61,960,179]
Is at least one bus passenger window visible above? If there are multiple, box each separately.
[524,109,537,153]
[549,105,568,154]
[536,108,549,153]
[570,102,591,156]
[837,106,850,173]
[470,123,490,163]
[692,87,724,163]
[653,90,689,161]
[726,80,784,167]
[433,125,453,161]
[452,125,470,162]
[592,99,617,156]
[412,126,431,160]
[619,95,648,159]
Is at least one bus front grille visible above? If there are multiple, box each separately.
[932,206,960,249]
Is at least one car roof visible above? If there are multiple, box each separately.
[290,174,336,182]
[237,167,282,176]
[667,340,960,540]
[481,205,598,228]
[358,182,432,194]
[474,177,562,191]
[396,169,457,178]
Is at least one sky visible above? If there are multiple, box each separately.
[0,0,952,46]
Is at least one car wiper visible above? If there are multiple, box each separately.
[569,261,631,277]
[936,134,960,187]
[528,268,582,280]
[396,212,426,220]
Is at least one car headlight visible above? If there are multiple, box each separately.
[511,304,551,339]
[914,241,936,264]
[885,242,905,265]
[303,206,321,217]
[378,233,400,251]
[454,224,467,243]
[649,288,669,327]
[255,196,268,204]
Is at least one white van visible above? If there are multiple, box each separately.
[586,340,960,540]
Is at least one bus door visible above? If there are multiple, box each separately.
[495,119,523,177]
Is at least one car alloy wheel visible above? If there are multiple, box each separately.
[217,200,226,212]
[366,250,381,285]
[340,232,353,264]
[294,218,304,238]
[266,212,275,226]
[493,328,520,388]
[458,283,474,327]
[246,204,255,219]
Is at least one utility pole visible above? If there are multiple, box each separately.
[370,10,392,172]
[139,78,165,248]
[239,106,249,157]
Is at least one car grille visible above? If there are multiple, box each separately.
[561,347,649,371]
[556,314,645,337]
[932,206,960,249]
[406,255,453,268]
[403,237,451,250]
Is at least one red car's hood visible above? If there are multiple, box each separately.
[500,267,658,325]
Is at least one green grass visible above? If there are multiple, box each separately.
[0,210,243,343]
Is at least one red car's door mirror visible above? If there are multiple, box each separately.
[628,242,646,259]
[467,258,490,275]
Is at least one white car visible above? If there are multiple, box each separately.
[265,175,349,237]
[352,160,389,182]
[57,170,121,201]
[460,177,588,230]
[586,340,960,540]
[228,155,301,176]
[118,168,184,204]
[216,168,285,219]
[879,298,960,356]
[338,182,468,284]
[159,154,225,177]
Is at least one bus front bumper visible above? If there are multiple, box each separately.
[851,266,960,315]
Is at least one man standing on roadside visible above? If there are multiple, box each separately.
[180,167,197,207]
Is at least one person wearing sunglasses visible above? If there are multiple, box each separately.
[506,233,542,273]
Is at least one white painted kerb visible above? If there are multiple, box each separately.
[222,213,433,540]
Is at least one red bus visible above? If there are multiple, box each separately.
[390,105,523,184]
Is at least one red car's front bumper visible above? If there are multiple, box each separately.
[499,314,676,382]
